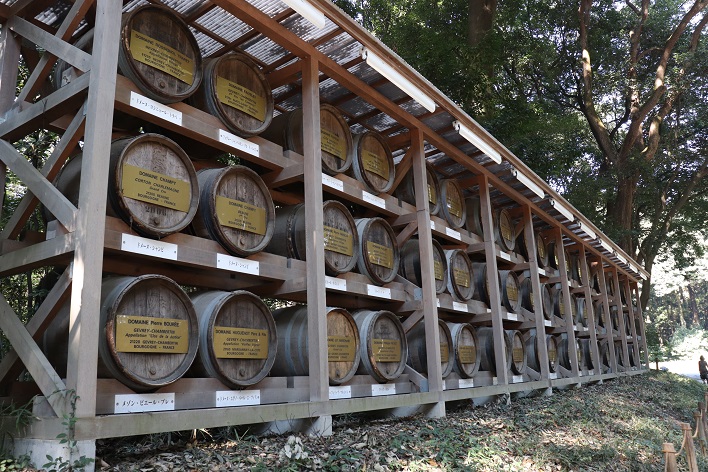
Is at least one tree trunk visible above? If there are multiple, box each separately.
[688,283,699,328]
[678,287,688,328]
[608,172,637,254]
[468,0,497,46]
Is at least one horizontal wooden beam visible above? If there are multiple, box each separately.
[0,233,74,278]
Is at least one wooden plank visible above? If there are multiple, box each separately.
[0,22,21,225]
[554,229,580,376]
[612,269,630,368]
[623,277,642,366]
[578,249,602,375]
[594,258,618,371]
[0,233,75,278]
[632,283,649,366]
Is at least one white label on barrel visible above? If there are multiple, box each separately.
[215,390,260,407]
[114,393,175,414]
[130,30,194,85]
[367,285,391,299]
[130,91,182,125]
[218,129,260,157]
[549,372,558,380]
[499,251,512,261]
[459,378,474,389]
[453,301,468,313]
[544,319,552,327]
[371,384,396,396]
[329,385,352,400]
[216,76,267,121]
[512,375,524,383]
[362,191,386,209]
[506,313,518,321]
[322,173,344,192]
[121,233,178,260]
[445,227,461,240]
[216,253,259,275]
[325,276,347,291]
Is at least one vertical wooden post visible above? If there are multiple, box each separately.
[611,269,630,368]
[595,259,618,371]
[553,228,579,376]
[622,277,641,367]
[411,128,444,418]
[0,23,20,220]
[682,422,699,472]
[477,175,508,384]
[663,443,678,472]
[632,283,650,368]
[522,206,550,380]
[65,0,121,418]
[693,410,706,454]
[578,249,601,374]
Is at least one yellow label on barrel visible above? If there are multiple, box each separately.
[328,336,356,362]
[512,347,524,363]
[367,242,394,269]
[446,194,462,218]
[372,338,401,362]
[559,298,565,315]
[215,195,267,235]
[213,327,269,359]
[434,260,444,281]
[453,268,470,288]
[130,30,194,85]
[500,213,513,242]
[362,150,389,179]
[321,128,346,161]
[216,76,267,121]
[458,345,476,364]
[439,343,449,363]
[537,237,546,259]
[548,347,557,363]
[506,281,519,303]
[122,164,192,212]
[427,184,436,204]
[323,225,354,256]
[115,315,189,354]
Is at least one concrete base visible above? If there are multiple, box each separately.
[5,438,95,471]
[378,401,446,419]
[249,415,333,437]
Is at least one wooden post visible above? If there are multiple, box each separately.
[693,410,706,454]
[663,443,678,472]
[595,260,618,371]
[553,228,579,376]
[0,22,20,220]
[632,283,650,368]
[622,276,641,367]
[411,127,444,418]
[611,268,630,368]
[682,422,699,472]
[578,249,601,374]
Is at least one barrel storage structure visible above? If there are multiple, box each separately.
[191,165,275,256]
[271,306,361,385]
[438,179,466,229]
[446,322,482,378]
[498,270,521,313]
[493,208,516,253]
[477,326,512,375]
[445,249,475,302]
[349,130,396,195]
[541,284,554,320]
[557,335,583,372]
[188,290,276,389]
[525,332,558,374]
[471,262,490,306]
[43,275,199,392]
[395,164,440,215]
[399,237,447,294]
[519,277,534,312]
[353,310,408,383]
[355,217,400,285]
[406,320,453,378]
[465,196,484,237]
[507,330,527,376]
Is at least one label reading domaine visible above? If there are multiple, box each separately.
[213,327,268,359]
[371,383,396,396]
[115,393,175,414]
[121,233,178,260]
[367,285,391,299]
[362,150,390,178]
[321,129,346,161]
[323,226,354,256]
[218,129,259,157]
[372,339,401,362]
[329,385,352,400]
[130,91,182,125]
[215,196,267,235]
[325,276,347,291]
[130,30,194,84]
[216,253,259,276]
[115,315,189,354]
[362,191,386,209]
[215,76,267,121]
[328,336,356,362]
[215,390,260,407]
[322,173,344,192]
[122,164,191,212]
[367,242,394,269]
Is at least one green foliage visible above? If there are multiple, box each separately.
[666,327,708,360]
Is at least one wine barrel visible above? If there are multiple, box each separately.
[569,252,581,282]
[477,327,512,375]
[266,200,358,276]
[191,165,275,257]
[535,232,549,268]
[507,330,527,375]
[406,320,453,378]
[119,5,203,103]
[446,323,481,378]
[188,51,273,137]
[43,275,199,392]
[576,297,588,327]
[353,310,408,383]
[627,344,637,367]
[581,339,594,370]
[394,164,440,215]
[599,341,611,373]
[188,290,276,389]
[605,273,616,296]
[610,305,620,331]
[50,134,199,238]
[615,342,625,367]
[525,333,558,374]
[445,249,475,302]
[520,277,534,312]
[471,262,490,305]
[590,264,601,293]
[552,286,569,318]
[594,300,607,329]
[261,104,353,175]
[465,196,483,236]
[515,224,528,262]
[399,238,447,294]
[541,284,553,320]
[557,335,582,371]
[439,179,466,229]
[271,306,360,385]
[547,240,559,270]
[349,130,395,195]
[624,313,632,335]
[493,208,516,252]
[355,217,400,285]
[499,270,521,313]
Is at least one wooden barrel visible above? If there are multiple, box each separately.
[515,224,529,261]
[349,130,395,195]
[51,134,199,238]
[261,104,353,175]
[581,339,594,370]
[493,208,516,252]
[399,238,447,294]
[446,322,481,378]
[499,270,521,313]
[477,327,512,375]
[615,342,625,367]
[605,273,616,296]
[118,5,203,103]
[569,293,579,324]
[191,165,275,257]
[624,313,632,335]
[525,333,558,374]
[599,341,611,373]
[406,320,453,378]
[394,164,440,215]
[610,305,620,331]
[541,283,553,320]
[569,252,581,282]
[471,262,490,305]
[355,217,400,285]
[628,344,637,367]
[43,275,199,392]
[552,286,568,318]
[353,309,408,383]
[270,306,360,385]
[266,200,358,276]
[547,240,559,270]
[594,300,606,329]
[439,179,466,229]
[590,264,601,293]
[465,196,484,236]
[507,330,527,375]
[445,249,475,302]
[520,277,534,312]
[557,335,583,371]
[188,51,273,137]
[535,232,549,267]
[576,297,588,327]
[188,290,276,388]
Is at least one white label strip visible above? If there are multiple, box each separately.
[216,253,259,276]
[459,378,474,389]
[499,251,512,261]
[452,301,468,313]
[436,298,440,308]
[329,385,352,400]
[544,320,552,327]
[538,268,546,276]
[492,377,499,386]
[486,308,492,314]
[549,372,558,380]
[121,233,178,260]
[588,369,594,375]
[325,276,347,291]
[215,390,261,408]
[114,393,175,414]
[367,285,392,299]
[218,129,259,157]
[362,191,386,209]
[512,375,524,383]
[445,227,461,240]
[371,383,396,396]
[130,91,182,125]
[506,313,518,321]
[430,220,436,230]
[322,173,344,192]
